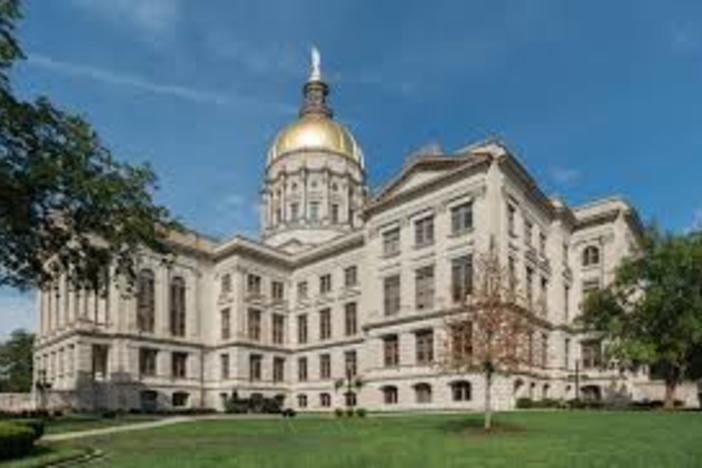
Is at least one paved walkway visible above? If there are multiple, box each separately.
[42,416,194,442]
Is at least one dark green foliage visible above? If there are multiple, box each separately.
[0,420,37,460]
[334,408,344,418]
[0,1,178,292]
[0,329,33,392]
[355,408,367,418]
[223,392,283,414]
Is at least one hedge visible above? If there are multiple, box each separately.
[0,421,37,460]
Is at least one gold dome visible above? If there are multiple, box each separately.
[267,113,364,167]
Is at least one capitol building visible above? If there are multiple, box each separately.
[33,52,652,413]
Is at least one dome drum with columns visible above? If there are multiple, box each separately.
[262,48,366,252]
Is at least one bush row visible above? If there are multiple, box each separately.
[0,419,44,461]
[334,407,367,418]
[515,397,686,410]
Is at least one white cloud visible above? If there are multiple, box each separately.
[690,208,702,232]
[71,0,180,39]
[0,290,36,339]
[550,166,581,184]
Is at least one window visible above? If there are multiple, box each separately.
[564,338,570,369]
[582,245,600,267]
[525,220,533,246]
[414,215,434,247]
[249,354,262,381]
[384,275,401,316]
[290,202,299,222]
[451,202,473,234]
[220,354,229,379]
[582,279,600,298]
[297,394,308,408]
[451,255,473,303]
[344,350,357,377]
[345,392,357,407]
[272,314,285,345]
[415,329,434,365]
[91,345,108,380]
[298,314,308,344]
[539,232,547,256]
[297,281,308,300]
[415,265,434,310]
[320,354,331,379]
[331,204,340,223]
[309,201,320,222]
[415,383,432,403]
[221,308,230,340]
[320,273,332,294]
[320,393,332,407]
[247,309,261,341]
[564,284,571,322]
[581,340,602,369]
[526,266,534,305]
[382,386,398,405]
[139,348,157,377]
[220,273,231,295]
[451,381,472,401]
[541,333,549,368]
[169,276,186,337]
[384,335,399,367]
[507,203,516,236]
[272,281,284,301]
[172,352,187,378]
[172,392,189,407]
[563,243,569,264]
[298,357,308,382]
[528,331,534,366]
[344,265,358,288]
[273,357,285,383]
[136,269,155,333]
[319,309,332,340]
[344,302,357,336]
[247,274,261,295]
[451,322,473,362]
[383,228,400,256]
[540,276,549,315]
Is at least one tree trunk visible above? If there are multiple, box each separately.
[484,370,492,431]
[663,379,677,410]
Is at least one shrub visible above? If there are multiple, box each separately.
[0,422,37,460]
[516,398,533,409]
[9,419,44,440]
[345,408,354,418]
[334,408,344,418]
[355,408,367,418]
[281,409,296,418]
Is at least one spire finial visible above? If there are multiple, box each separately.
[309,46,321,82]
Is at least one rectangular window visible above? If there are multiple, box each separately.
[91,344,108,380]
[414,215,435,247]
[221,308,230,340]
[526,266,534,306]
[247,309,261,341]
[344,265,358,288]
[249,354,262,381]
[451,255,473,303]
[415,265,435,310]
[384,335,399,367]
[344,302,357,336]
[540,276,549,316]
[298,357,308,382]
[384,275,401,316]
[319,308,332,340]
[415,329,434,365]
[581,340,602,369]
[451,322,473,363]
[507,204,516,236]
[564,284,571,322]
[525,220,533,246]
[541,333,548,368]
[290,202,299,222]
[271,281,284,301]
[298,314,308,344]
[172,352,187,379]
[383,228,400,256]
[297,281,308,300]
[247,274,261,295]
[320,274,332,294]
[451,201,474,234]
[220,353,229,380]
[273,357,285,383]
[139,348,158,377]
[345,350,357,377]
[220,273,231,295]
[272,314,285,345]
[309,201,320,222]
[539,232,547,256]
[563,243,569,265]
[320,353,331,379]
[564,338,570,369]
[331,203,340,223]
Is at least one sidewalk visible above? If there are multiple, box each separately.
[42,416,193,442]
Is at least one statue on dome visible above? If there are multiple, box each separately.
[310,46,321,82]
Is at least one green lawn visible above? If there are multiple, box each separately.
[44,413,160,435]
[45,411,702,468]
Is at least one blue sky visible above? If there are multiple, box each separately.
[2,0,702,336]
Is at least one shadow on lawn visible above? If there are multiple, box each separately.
[437,417,525,437]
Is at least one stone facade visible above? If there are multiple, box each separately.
[33,60,652,413]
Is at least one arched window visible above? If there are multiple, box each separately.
[170,276,186,337]
[297,394,308,408]
[344,391,357,407]
[137,269,155,333]
[582,245,600,267]
[414,383,432,404]
[320,392,331,407]
[450,381,472,402]
[382,385,398,405]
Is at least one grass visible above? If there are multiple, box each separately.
[49,411,702,467]
[44,413,160,435]
[2,444,91,468]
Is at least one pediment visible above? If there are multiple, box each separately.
[373,157,467,202]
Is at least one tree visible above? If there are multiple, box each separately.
[334,362,363,411]
[579,228,702,409]
[0,0,177,292]
[0,329,34,392]
[439,243,534,430]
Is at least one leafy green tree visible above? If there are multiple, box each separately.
[0,0,177,292]
[0,329,34,392]
[580,229,702,409]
